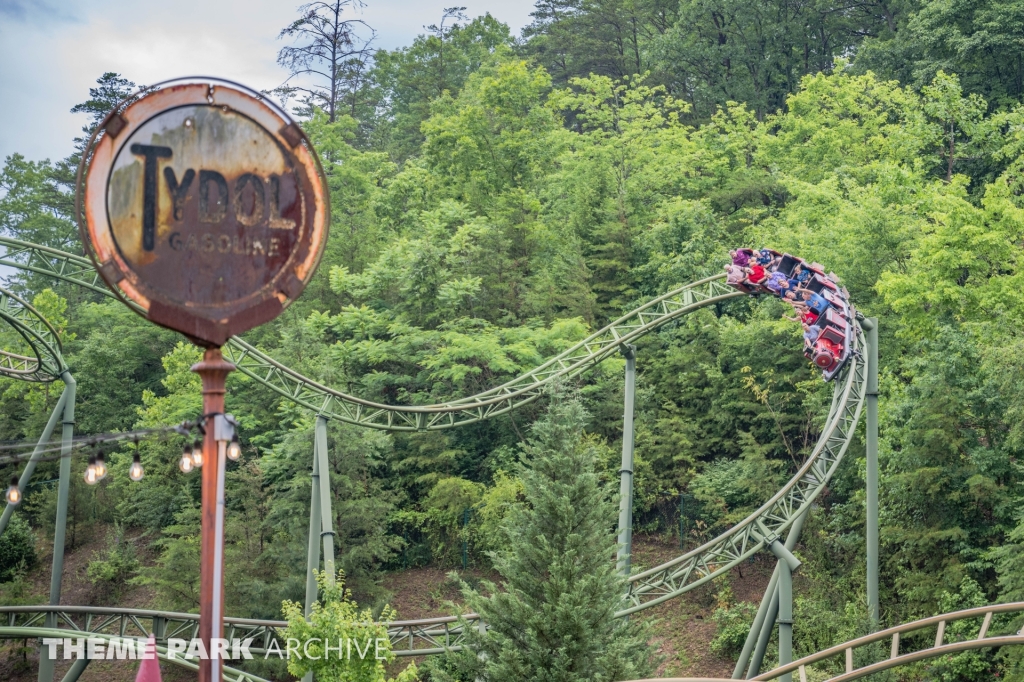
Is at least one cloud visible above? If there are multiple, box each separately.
[0,0,536,164]
[0,0,76,22]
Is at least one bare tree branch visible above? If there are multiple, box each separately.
[274,0,377,122]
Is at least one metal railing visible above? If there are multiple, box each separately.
[620,602,1024,682]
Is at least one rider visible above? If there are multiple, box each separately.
[802,289,830,316]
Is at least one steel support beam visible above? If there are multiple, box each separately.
[734,566,781,679]
[864,318,879,627]
[0,387,69,536]
[739,511,809,679]
[304,438,322,615]
[315,415,336,587]
[769,541,800,682]
[40,371,75,682]
[748,584,779,680]
[617,345,637,576]
[303,425,323,682]
[58,657,89,682]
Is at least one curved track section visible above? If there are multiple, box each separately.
[0,285,66,382]
[0,236,746,430]
[624,328,864,612]
[623,601,1024,681]
[0,626,268,682]
[0,237,866,650]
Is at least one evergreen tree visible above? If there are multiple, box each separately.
[434,388,655,682]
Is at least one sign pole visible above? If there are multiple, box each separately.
[193,348,234,682]
[77,79,328,682]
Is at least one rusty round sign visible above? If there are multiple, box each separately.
[77,79,329,346]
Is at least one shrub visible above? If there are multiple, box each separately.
[710,601,759,658]
[0,515,37,582]
[281,570,418,682]
[86,523,140,597]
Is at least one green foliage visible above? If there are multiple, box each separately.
[86,523,140,597]
[472,470,523,556]
[650,0,891,119]
[372,13,513,160]
[857,0,1024,108]
[0,516,37,583]
[7,14,1024,675]
[281,570,418,682]
[435,389,656,682]
[710,600,758,658]
[132,504,201,611]
[925,577,994,681]
[421,476,484,567]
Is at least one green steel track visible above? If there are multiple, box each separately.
[0,235,866,655]
[0,284,67,382]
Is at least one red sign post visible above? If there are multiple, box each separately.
[77,78,329,681]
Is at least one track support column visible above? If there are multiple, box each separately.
[40,371,76,682]
[315,415,337,587]
[864,318,879,627]
[769,541,800,682]
[0,388,69,537]
[617,344,637,576]
[58,657,89,682]
[737,512,808,679]
[304,439,322,615]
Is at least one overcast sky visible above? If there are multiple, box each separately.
[0,0,536,164]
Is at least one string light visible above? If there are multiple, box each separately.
[179,445,194,473]
[0,416,232,486]
[93,451,108,480]
[129,453,144,481]
[5,476,21,505]
[84,456,99,485]
[227,434,241,461]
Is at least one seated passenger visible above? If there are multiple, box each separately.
[764,270,788,295]
[746,263,767,285]
[801,290,829,316]
[783,304,810,323]
[757,249,778,267]
[725,263,747,285]
[802,322,821,349]
[793,264,812,284]
[730,249,751,267]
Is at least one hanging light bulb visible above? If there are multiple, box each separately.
[190,439,203,468]
[227,434,241,461]
[5,476,21,505]
[179,445,194,473]
[93,451,108,480]
[84,456,99,485]
[129,453,144,481]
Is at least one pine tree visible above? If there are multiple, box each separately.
[434,388,655,682]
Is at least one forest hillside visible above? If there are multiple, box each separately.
[3,0,1024,679]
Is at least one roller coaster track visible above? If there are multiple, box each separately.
[0,285,66,382]
[625,601,1024,681]
[0,236,865,658]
